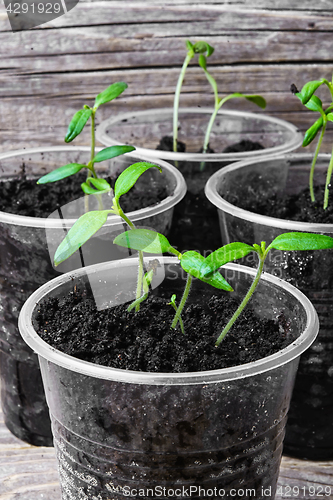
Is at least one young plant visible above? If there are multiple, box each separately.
[173,40,214,153]
[291,77,333,209]
[198,54,266,155]
[37,82,133,199]
[114,228,333,346]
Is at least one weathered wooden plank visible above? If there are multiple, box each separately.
[1,28,333,72]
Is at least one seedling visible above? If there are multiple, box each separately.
[54,161,162,311]
[291,77,333,209]
[173,40,214,153]
[198,54,266,155]
[114,228,333,346]
[37,82,134,199]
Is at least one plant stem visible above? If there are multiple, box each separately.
[215,254,265,346]
[173,52,193,153]
[203,106,218,154]
[309,121,326,202]
[324,140,333,209]
[171,273,192,329]
[117,206,145,312]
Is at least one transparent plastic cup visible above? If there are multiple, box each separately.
[19,257,318,499]
[205,153,333,459]
[0,146,186,446]
[97,108,302,253]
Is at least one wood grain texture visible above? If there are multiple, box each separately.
[1,405,333,500]
[0,1,333,152]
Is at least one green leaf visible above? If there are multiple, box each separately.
[114,228,177,255]
[198,54,207,70]
[65,108,92,143]
[81,182,98,195]
[92,145,135,164]
[89,178,111,191]
[267,232,333,252]
[244,94,267,109]
[304,95,323,113]
[201,271,233,291]
[186,40,194,51]
[297,80,325,105]
[180,251,233,291]
[180,251,205,279]
[94,82,128,110]
[327,113,333,122]
[200,242,254,278]
[302,117,323,147]
[37,163,85,184]
[54,210,110,266]
[114,162,162,202]
[193,41,214,57]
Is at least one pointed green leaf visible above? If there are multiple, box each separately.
[302,116,323,147]
[114,162,162,202]
[54,210,110,266]
[89,178,111,191]
[180,251,205,278]
[81,182,98,195]
[327,113,333,122]
[37,163,86,184]
[200,243,254,278]
[201,271,234,291]
[244,94,267,109]
[65,108,92,143]
[186,40,194,51]
[198,54,207,70]
[94,82,128,110]
[114,228,177,255]
[304,95,323,113]
[267,232,333,252]
[298,80,325,105]
[92,145,135,164]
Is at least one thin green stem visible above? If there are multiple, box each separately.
[215,254,265,346]
[309,121,326,202]
[171,273,192,329]
[169,300,185,333]
[324,141,333,209]
[203,106,218,154]
[173,52,193,153]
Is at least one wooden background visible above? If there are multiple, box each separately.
[1,1,333,498]
[0,0,333,153]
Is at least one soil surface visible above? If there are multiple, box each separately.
[34,281,295,373]
[0,171,167,218]
[229,184,333,224]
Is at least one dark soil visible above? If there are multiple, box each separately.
[0,170,168,218]
[229,183,333,224]
[34,280,295,373]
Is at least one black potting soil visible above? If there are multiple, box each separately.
[230,183,333,224]
[0,170,167,218]
[34,283,295,373]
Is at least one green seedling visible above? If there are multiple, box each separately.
[54,161,162,311]
[37,82,133,199]
[291,77,333,209]
[173,40,214,153]
[114,228,333,346]
[198,54,266,155]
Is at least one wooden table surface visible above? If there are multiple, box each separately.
[1,406,332,500]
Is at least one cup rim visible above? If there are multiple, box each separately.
[0,145,186,228]
[18,257,319,385]
[96,107,303,162]
[205,152,333,233]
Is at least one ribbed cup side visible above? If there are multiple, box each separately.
[284,290,333,459]
[51,414,286,500]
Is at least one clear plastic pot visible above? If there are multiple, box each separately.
[97,108,302,253]
[0,146,186,446]
[205,153,333,460]
[19,257,318,499]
